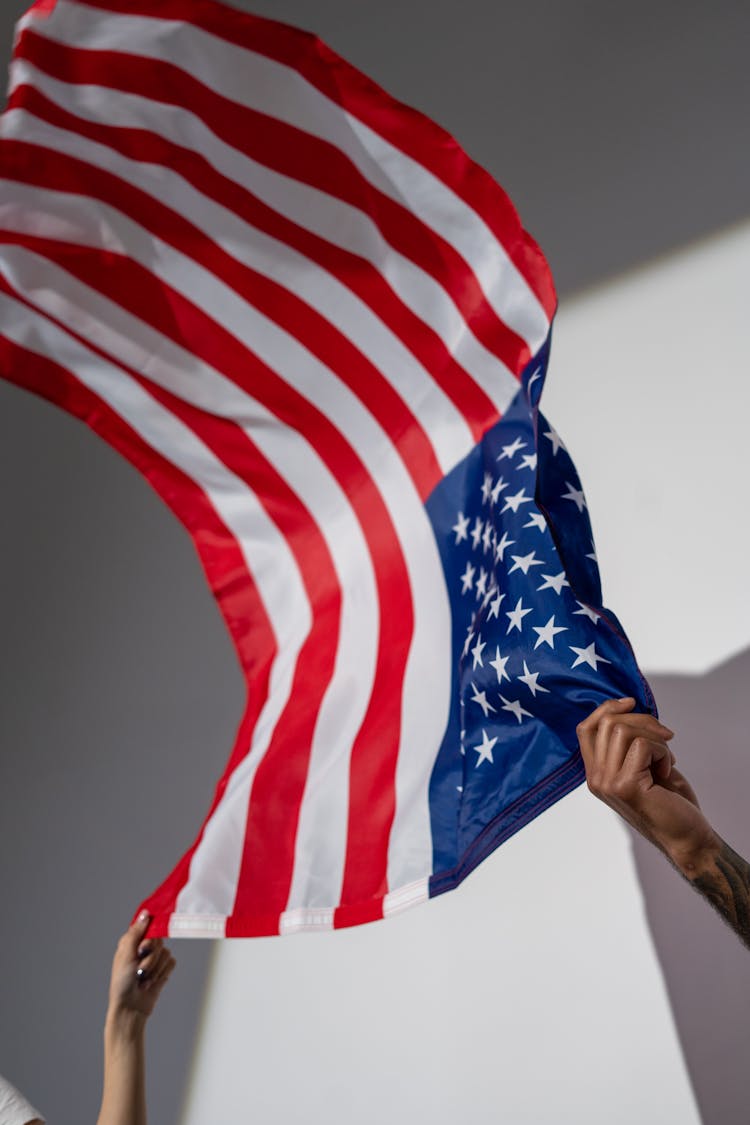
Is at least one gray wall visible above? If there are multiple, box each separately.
[0,381,241,1123]
[638,656,750,1125]
[1,1,748,1122]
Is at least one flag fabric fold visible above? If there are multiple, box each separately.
[0,0,653,937]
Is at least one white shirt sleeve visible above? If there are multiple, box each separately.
[0,1075,45,1125]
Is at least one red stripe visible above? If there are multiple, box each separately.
[0,292,275,937]
[125,378,342,932]
[150,386,410,926]
[0,267,341,929]
[2,118,447,499]
[0,223,415,921]
[66,0,556,319]
[16,24,532,378]
[334,898,385,929]
[9,67,497,448]
[27,0,59,17]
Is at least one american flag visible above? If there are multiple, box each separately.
[0,0,652,937]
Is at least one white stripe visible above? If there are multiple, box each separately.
[6,55,519,423]
[342,113,550,353]
[279,874,428,929]
[0,242,381,917]
[2,217,452,904]
[5,81,469,899]
[383,877,429,916]
[0,163,454,897]
[4,66,475,472]
[0,285,311,920]
[279,907,334,936]
[167,914,226,938]
[25,1,546,372]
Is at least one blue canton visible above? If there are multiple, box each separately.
[426,334,654,893]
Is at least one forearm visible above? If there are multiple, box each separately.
[97,1010,148,1125]
[672,834,750,950]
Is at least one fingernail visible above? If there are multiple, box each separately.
[136,967,149,982]
[137,910,150,923]
[137,944,150,960]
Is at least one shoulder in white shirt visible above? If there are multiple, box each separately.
[0,1074,45,1125]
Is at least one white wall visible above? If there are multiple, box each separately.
[182,221,750,1125]
[182,795,696,1125]
[546,220,750,675]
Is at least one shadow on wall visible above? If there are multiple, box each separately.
[634,650,750,1125]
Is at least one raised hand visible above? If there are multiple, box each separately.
[98,914,177,1125]
[578,697,750,949]
[107,912,176,1022]
[576,697,715,873]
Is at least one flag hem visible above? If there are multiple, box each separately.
[151,760,584,939]
[429,753,586,899]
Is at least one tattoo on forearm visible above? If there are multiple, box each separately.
[690,841,750,950]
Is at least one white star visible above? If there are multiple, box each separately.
[495,531,515,562]
[452,511,470,544]
[482,582,496,609]
[481,472,493,504]
[543,426,566,456]
[502,488,534,514]
[475,567,488,600]
[474,729,497,766]
[470,517,483,550]
[500,695,533,724]
[532,614,568,650]
[487,590,506,620]
[482,522,493,554]
[489,645,511,684]
[508,550,545,576]
[506,597,532,634]
[527,366,543,392]
[537,571,570,595]
[573,600,600,624]
[490,476,509,504]
[517,659,550,697]
[460,561,476,594]
[561,481,586,512]
[497,436,527,462]
[586,543,599,563]
[570,642,612,671]
[462,624,474,656]
[470,683,497,717]
[518,453,538,472]
[471,633,486,669]
[523,512,547,533]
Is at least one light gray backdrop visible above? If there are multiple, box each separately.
[1,1,748,1122]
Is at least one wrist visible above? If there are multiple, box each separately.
[104,1005,147,1044]
[667,828,722,880]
